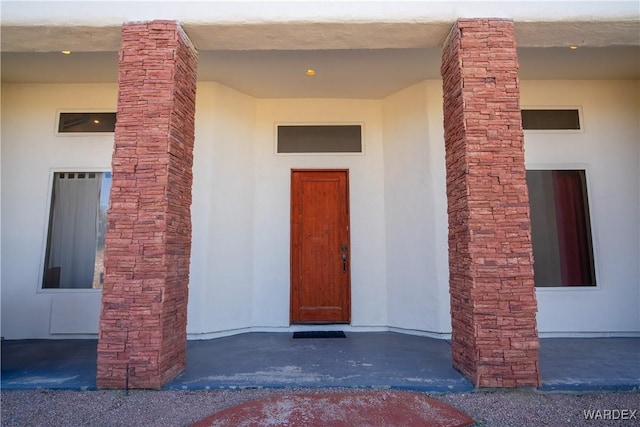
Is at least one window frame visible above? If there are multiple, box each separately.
[521,106,585,134]
[274,122,366,156]
[38,168,111,294]
[526,163,600,292]
[55,110,117,136]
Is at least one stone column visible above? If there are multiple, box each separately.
[441,19,540,387]
[97,21,198,389]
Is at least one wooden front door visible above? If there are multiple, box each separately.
[291,170,351,324]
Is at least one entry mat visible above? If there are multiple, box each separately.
[293,331,347,339]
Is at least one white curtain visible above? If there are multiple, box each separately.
[48,173,101,288]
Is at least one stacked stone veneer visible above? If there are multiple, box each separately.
[97,21,198,389]
[441,19,540,387]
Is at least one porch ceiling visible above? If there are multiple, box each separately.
[2,19,639,98]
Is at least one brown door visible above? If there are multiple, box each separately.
[291,170,351,324]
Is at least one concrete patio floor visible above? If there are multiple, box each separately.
[2,332,638,392]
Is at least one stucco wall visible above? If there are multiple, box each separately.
[4,1,636,27]
[522,80,640,335]
[188,82,257,336]
[382,80,449,336]
[0,83,116,338]
[1,79,638,339]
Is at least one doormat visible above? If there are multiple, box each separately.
[293,331,346,339]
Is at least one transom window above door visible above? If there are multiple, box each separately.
[276,124,363,154]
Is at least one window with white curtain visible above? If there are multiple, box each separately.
[43,172,111,289]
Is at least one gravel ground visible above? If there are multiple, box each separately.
[2,388,639,426]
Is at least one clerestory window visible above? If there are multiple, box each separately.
[276,124,363,153]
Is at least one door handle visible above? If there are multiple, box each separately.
[341,246,348,273]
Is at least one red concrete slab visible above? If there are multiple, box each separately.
[192,391,474,427]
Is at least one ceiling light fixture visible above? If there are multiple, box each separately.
[569,45,579,50]
[93,119,100,124]
[305,69,316,76]
[61,50,72,55]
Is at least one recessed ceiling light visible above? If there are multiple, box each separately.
[61,50,72,55]
[569,46,579,50]
[93,119,100,124]
[305,69,316,76]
